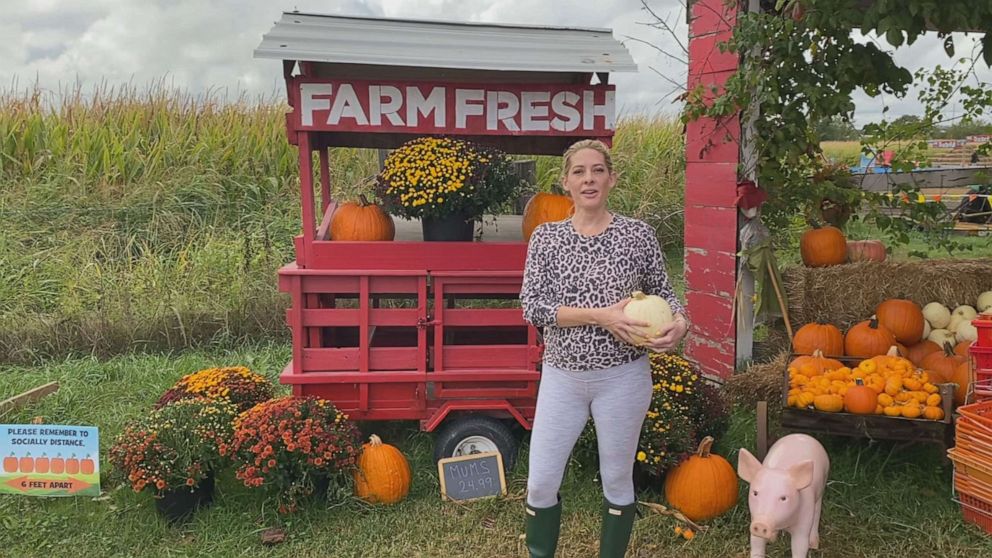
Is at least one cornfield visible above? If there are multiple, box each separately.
[0,84,686,363]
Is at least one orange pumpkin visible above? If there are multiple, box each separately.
[792,323,844,356]
[905,340,941,367]
[353,434,412,505]
[330,195,396,241]
[65,457,79,475]
[846,240,886,262]
[19,455,34,474]
[950,361,973,407]
[844,379,878,414]
[3,454,17,473]
[868,345,913,371]
[845,318,897,358]
[50,456,65,475]
[34,454,50,474]
[80,457,95,475]
[954,340,972,357]
[922,343,967,384]
[788,350,843,375]
[800,225,847,267]
[522,192,574,242]
[663,436,738,522]
[876,299,925,345]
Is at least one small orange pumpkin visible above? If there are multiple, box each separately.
[522,192,574,242]
[80,456,95,475]
[65,456,79,475]
[844,378,879,415]
[792,323,844,356]
[921,343,967,384]
[800,225,847,267]
[50,455,65,475]
[19,454,34,474]
[954,340,972,357]
[950,361,973,407]
[354,434,412,505]
[905,340,941,367]
[330,195,396,241]
[3,453,17,473]
[876,299,925,345]
[663,436,738,522]
[845,318,896,358]
[788,350,843,375]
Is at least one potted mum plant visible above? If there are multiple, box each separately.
[375,136,522,241]
[155,365,274,412]
[224,396,362,514]
[109,398,238,523]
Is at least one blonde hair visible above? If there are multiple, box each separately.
[560,139,614,182]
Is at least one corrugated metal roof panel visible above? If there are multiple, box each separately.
[254,12,638,74]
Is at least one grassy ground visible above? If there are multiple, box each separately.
[1,344,991,557]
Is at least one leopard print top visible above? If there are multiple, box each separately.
[520,214,687,371]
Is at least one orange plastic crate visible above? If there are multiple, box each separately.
[958,491,992,535]
[949,448,992,485]
[958,401,992,429]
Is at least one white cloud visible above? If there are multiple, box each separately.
[1,0,987,127]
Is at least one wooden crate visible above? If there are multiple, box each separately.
[779,357,956,449]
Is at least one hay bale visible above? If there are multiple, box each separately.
[725,350,788,412]
[782,259,992,331]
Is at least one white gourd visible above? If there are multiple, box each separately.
[623,291,674,345]
[953,305,978,321]
[978,291,992,313]
[927,328,956,346]
[922,302,951,329]
[957,321,978,343]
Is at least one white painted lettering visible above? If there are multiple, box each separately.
[327,83,369,125]
[300,83,332,127]
[407,86,446,128]
[455,88,485,128]
[550,91,580,132]
[369,85,404,126]
[520,91,550,132]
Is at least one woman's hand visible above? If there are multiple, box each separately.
[642,315,689,353]
[596,299,652,346]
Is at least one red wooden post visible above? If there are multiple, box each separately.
[318,147,331,216]
[298,132,316,268]
[684,0,742,379]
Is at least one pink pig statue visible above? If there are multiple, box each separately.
[737,434,829,558]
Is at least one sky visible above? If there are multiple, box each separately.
[2,0,989,126]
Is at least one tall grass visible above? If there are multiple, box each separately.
[0,85,686,363]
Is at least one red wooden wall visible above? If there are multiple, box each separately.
[683,0,742,378]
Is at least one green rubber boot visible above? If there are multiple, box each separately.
[599,500,637,558]
[525,499,562,558]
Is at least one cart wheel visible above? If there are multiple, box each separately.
[433,415,519,471]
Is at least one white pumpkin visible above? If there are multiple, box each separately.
[922,302,951,329]
[623,291,674,345]
[948,314,966,333]
[978,291,992,313]
[957,321,979,343]
[922,319,931,340]
[927,328,957,347]
[953,305,978,321]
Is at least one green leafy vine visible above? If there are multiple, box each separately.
[683,0,992,256]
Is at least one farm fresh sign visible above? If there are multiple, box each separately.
[292,78,615,136]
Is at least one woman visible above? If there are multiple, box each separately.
[520,139,689,558]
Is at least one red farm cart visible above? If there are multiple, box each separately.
[254,12,636,470]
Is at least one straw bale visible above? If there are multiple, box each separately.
[725,350,789,412]
[782,259,992,331]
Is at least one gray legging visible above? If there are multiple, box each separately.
[526,355,653,508]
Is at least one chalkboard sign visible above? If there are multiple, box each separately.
[437,451,506,502]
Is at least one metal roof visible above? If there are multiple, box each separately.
[254,12,638,74]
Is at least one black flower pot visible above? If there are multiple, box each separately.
[154,472,215,524]
[421,213,475,241]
